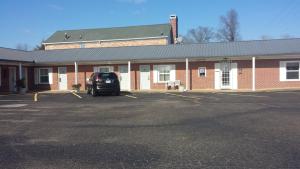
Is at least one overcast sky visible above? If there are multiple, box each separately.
[0,0,299,50]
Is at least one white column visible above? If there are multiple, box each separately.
[19,63,22,80]
[252,57,256,91]
[128,61,131,91]
[74,61,78,85]
[185,58,189,91]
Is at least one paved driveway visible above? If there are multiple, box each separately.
[0,91,300,169]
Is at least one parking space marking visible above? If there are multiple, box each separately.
[34,93,38,102]
[125,95,137,99]
[0,104,28,108]
[71,92,82,99]
[165,93,201,100]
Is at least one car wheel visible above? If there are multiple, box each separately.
[91,87,97,97]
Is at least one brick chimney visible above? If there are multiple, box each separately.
[170,15,178,43]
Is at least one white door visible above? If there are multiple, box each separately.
[140,65,150,90]
[9,67,17,92]
[58,67,68,90]
[220,62,231,89]
[215,62,238,90]
[119,65,129,91]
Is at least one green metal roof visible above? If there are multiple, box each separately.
[44,24,171,44]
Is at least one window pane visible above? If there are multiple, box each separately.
[159,74,170,82]
[286,72,299,79]
[286,62,299,70]
[40,76,49,83]
[40,69,48,76]
[99,68,109,73]
[199,68,206,77]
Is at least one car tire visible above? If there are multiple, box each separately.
[91,87,97,97]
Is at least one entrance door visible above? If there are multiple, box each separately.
[220,62,231,89]
[215,62,238,90]
[119,65,129,91]
[58,67,68,90]
[140,65,150,90]
[9,67,17,92]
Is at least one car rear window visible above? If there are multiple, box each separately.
[98,73,117,79]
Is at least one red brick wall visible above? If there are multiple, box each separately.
[256,59,300,89]
[236,60,252,90]
[28,59,300,92]
[190,61,215,89]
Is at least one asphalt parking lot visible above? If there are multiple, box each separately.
[0,91,300,169]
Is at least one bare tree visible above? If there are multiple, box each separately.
[16,43,29,51]
[184,26,215,43]
[217,9,240,42]
[34,40,45,51]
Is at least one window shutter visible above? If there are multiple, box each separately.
[153,65,158,83]
[48,68,53,84]
[170,65,176,81]
[34,68,39,85]
[279,61,286,81]
[214,63,221,89]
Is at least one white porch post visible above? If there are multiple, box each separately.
[185,58,189,91]
[252,57,256,91]
[74,61,78,85]
[128,61,131,91]
[19,63,22,80]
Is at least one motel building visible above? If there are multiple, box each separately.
[1,15,300,93]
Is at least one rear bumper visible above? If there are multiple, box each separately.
[95,87,119,93]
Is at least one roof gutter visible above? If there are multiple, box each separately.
[43,36,169,45]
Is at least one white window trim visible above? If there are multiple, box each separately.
[38,68,50,84]
[198,67,206,77]
[280,61,300,81]
[153,64,176,83]
[157,65,171,83]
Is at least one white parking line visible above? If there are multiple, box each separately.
[71,92,82,99]
[125,95,137,99]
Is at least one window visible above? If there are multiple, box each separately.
[158,65,171,82]
[280,61,300,81]
[198,67,206,77]
[93,66,114,73]
[39,68,49,84]
[286,62,299,80]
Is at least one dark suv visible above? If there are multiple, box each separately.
[87,72,120,96]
